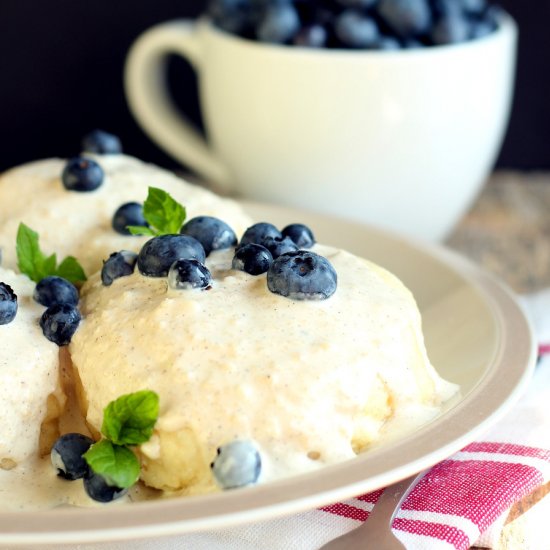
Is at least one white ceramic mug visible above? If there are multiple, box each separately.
[124,16,517,242]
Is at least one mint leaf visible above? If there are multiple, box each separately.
[16,223,47,282]
[56,256,87,283]
[126,225,156,237]
[43,253,58,277]
[143,187,186,235]
[102,390,159,446]
[84,440,140,489]
[16,222,87,283]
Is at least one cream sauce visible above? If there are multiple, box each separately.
[0,157,456,505]
[0,268,59,464]
[71,245,457,494]
[0,348,159,511]
[0,155,251,276]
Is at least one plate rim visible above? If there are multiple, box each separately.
[0,202,536,545]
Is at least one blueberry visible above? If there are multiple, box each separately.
[461,0,487,15]
[239,223,281,247]
[0,283,17,325]
[469,18,495,39]
[403,38,424,49]
[431,0,462,16]
[137,235,206,277]
[232,244,273,276]
[261,235,299,259]
[83,472,127,503]
[51,433,94,480]
[62,156,104,192]
[168,259,212,290]
[40,304,81,346]
[432,12,469,44]
[377,0,432,38]
[81,129,122,155]
[281,223,315,248]
[336,0,378,8]
[34,276,79,307]
[335,10,380,48]
[375,35,402,50]
[211,440,262,489]
[180,216,237,256]
[209,0,256,35]
[314,6,335,28]
[267,250,337,300]
[101,251,138,286]
[256,3,300,43]
[481,5,502,29]
[293,24,328,48]
[112,202,148,235]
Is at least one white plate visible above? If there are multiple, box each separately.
[0,202,536,545]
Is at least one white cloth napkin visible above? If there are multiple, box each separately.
[20,290,550,550]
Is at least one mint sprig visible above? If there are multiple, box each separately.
[102,390,160,446]
[83,440,140,489]
[16,223,87,284]
[127,187,186,236]
[84,390,159,489]
[56,256,87,283]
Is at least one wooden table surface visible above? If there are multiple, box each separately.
[446,172,550,549]
[447,171,550,294]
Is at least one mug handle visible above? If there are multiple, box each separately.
[124,20,232,191]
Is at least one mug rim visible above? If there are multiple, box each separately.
[199,11,516,57]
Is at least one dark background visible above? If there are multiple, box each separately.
[0,1,548,174]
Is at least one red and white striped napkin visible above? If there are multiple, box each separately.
[43,291,550,550]
[321,441,550,549]
[316,290,550,550]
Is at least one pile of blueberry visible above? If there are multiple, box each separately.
[51,433,127,503]
[234,222,337,300]
[208,0,501,49]
[103,215,338,301]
